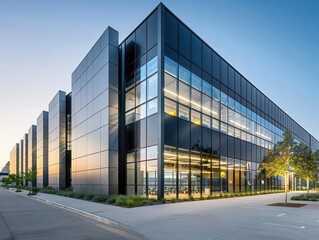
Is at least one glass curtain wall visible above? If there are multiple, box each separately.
[161,8,285,198]
[123,10,159,199]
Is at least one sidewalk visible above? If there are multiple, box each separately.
[13,189,319,240]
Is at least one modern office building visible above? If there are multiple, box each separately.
[9,144,19,176]
[28,125,37,187]
[37,111,49,188]
[119,4,319,199]
[48,91,72,190]
[8,3,319,199]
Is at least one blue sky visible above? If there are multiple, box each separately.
[0,0,318,169]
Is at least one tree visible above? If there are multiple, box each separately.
[24,169,37,195]
[259,131,296,205]
[293,144,319,194]
[0,176,12,189]
[9,174,23,192]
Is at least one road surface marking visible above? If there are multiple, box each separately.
[262,222,305,229]
[276,213,286,217]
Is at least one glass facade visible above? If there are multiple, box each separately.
[160,8,289,198]
[71,27,119,194]
[120,9,160,198]
[120,4,319,199]
[28,125,37,187]
[37,111,49,188]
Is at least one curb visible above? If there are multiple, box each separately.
[11,190,146,239]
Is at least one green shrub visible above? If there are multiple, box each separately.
[115,196,127,206]
[62,191,69,197]
[47,189,57,194]
[127,199,136,207]
[65,187,73,192]
[56,191,63,196]
[291,193,319,201]
[31,187,39,195]
[66,192,75,198]
[40,189,57,194]
[106,196,118,204]
[114,196,138,207]
[84,194,95,200]
[93,195,110,203]
[141,199,150,205]
[160,198,166,204]
[170,198,176,203]
[189,196,194,201]
[126,196,148,207]
[74,192,85,199]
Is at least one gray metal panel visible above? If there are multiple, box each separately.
[9,143,19,175]
[48,91,67,190]
[71,27,119,194]
[37,111,49,188]
[28,125,37,187]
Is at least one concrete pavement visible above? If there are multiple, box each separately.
[4,189,319,240]
[0,189,145,240]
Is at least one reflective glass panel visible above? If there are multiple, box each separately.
[191,89,201,111]
[136,64,146,83]
[179,104,189,121]
[191,74,202,91]
[164,73,177,100]
[178,82,190,106]
[164,57,178,77]
[136,103,146,120]
[147,98,158,116]
[136,80,147,106]
[125,88,135,112]
[179,65,190,84]
[147,145,158,160]
[164,98,177,116]
[147,56,158,77]
[147,74,158,100]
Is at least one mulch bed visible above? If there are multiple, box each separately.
[268,203,307,208]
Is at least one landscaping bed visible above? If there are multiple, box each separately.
[38,187,285,208]
[291,193,319,201]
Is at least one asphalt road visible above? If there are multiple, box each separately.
[0,189,143,240]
